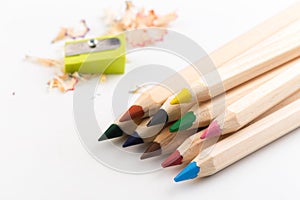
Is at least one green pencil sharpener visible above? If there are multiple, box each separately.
[64,33,126,74]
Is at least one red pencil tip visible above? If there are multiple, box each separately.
[200,121,221,139]
[119,105,144,122]
[161,150,183,168]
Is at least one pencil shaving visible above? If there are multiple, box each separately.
[28,1,177,93]
[105,1,176,47]
[51,20,90,43]
[48,74,78,92]
[25,55,63,69]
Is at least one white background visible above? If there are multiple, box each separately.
[1,0,300,199]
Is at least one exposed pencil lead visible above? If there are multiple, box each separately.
[120,105,144,122]
[169,112,196,132]
[141,142,162,159]
[161,150,183,167]
[200,121,221,139]
[122,132,144,147]
[170,88,192,105]
[147,109,168,127]
[174,162,200,182]
[98,124,123,141]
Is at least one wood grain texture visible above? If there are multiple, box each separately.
[123,4,300,117]
[195,94,300,178]
[218,59,300,135]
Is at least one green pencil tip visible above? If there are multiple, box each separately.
[98,124,123,141]
[169,111,196,132]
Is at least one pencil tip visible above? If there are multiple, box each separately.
[98,124,123,141]
[122,132,144,147]
[169,112,196,132]
[147,109,168,127]
[119,105,144,122]
[170,88,192,105]
[141,142,162,159]
[174,162,200,182]
[161,150,183,167]
[200,121,221,139]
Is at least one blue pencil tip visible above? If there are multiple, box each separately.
[174,162,200,182]
[122,132,144,148]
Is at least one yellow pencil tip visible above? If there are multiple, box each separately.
[170,88,192,105]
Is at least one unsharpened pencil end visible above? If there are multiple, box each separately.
[161,150,183,167]
[122,132,144,147]
[140,142,162,159]
[174,162,200,182]
[200,121,221,139]
[170,88,192,105]
[119,105,144,122]
[147,109,168,127]
[169,111,196,132]
[98,124,123,141]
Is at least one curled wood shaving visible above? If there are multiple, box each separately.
[48,74,78,92]
[25,55,63,69]
[51,20,90,43]
[28,2,177,93]
[126,28,167,47]
[104,1,177,46]
[129,83,153,94]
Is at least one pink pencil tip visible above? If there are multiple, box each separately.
[200,121,221,139]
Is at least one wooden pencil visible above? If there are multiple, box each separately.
[146,90,197,127]
[201,58,300,139]
[164,91,300,168]
[141,126,203,160]
[169,63,291,133]
[122,118,165,147]
[146,18,300,127]
[118,5,300,122]
[174,95,300,182]
[98,116,142,141]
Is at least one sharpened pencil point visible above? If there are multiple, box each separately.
[174,162,200,182]
[169,112,196,132]
[170,88,192,105]
[161,150,183,167]
[120,105,144,122]
[200,121,221,139]
[122,132,144,147]
[98,124,123,141]
[147,109,168,127]
[140,142,162,159]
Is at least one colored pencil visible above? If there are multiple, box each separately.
[118,6,300,122]
[141,126,203,160]
[169,63,291,132]
[147,88,197,127]
[201,58,300,139]
[146,18,300,127]
[122,118,165,147]
[161,131,229,168]
[164,90,300,167]
[98,116,142,141]
[174,95,300,182]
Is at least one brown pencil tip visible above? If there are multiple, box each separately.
[140,142,162,160]
[119,105,144,122]
[161,150,183,168]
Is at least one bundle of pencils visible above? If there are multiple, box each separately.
[98,3,300,182]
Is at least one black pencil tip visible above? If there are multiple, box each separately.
[98,124,123,141]
[147,109,168,127]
